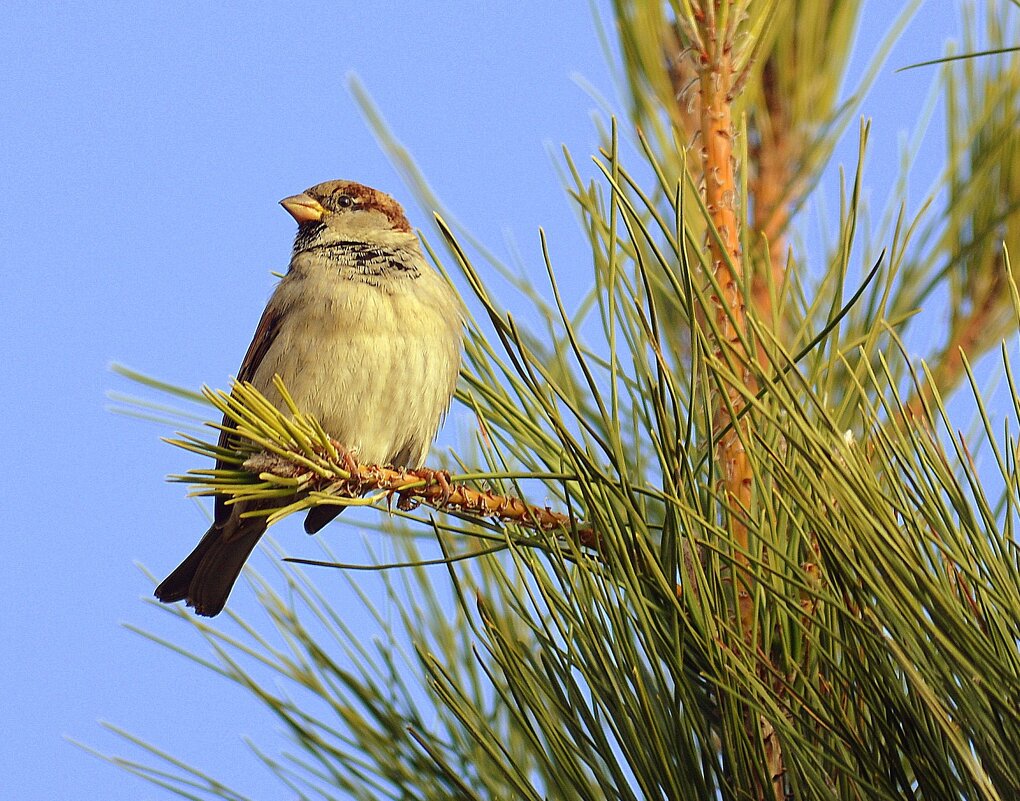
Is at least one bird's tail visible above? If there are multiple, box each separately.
[155,519,266,617]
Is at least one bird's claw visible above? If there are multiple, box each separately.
[338,447,360,475]
[433,469,453,507]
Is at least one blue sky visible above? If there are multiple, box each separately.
[3,2,965,798]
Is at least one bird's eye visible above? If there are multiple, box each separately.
[336,195,354,209]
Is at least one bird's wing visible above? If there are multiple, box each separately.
[214,298,285,524]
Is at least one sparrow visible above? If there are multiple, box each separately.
[155,180,463,616]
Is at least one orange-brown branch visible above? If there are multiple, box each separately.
[684,9,783,800]
[698,45,757,574]
[750,55,794,324]
[242,450,600,551]
[905,262,1005,421]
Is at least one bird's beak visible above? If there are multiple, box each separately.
[279,193,326,223]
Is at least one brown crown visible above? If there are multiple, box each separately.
[305,180,411,233]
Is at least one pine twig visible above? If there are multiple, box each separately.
[241,449,598,548]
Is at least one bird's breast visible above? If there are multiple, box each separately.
[251,268,461,467]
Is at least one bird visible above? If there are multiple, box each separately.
[154,180,463,616]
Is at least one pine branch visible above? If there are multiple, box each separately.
[749,54,794,320]
[680,0,760,588]
[670,3,785,799]
[239,451,595,543]
[168,377,600,551]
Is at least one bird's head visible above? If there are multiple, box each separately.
[280,180,414,252]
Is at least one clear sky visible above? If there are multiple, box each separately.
[3,2,963,799]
